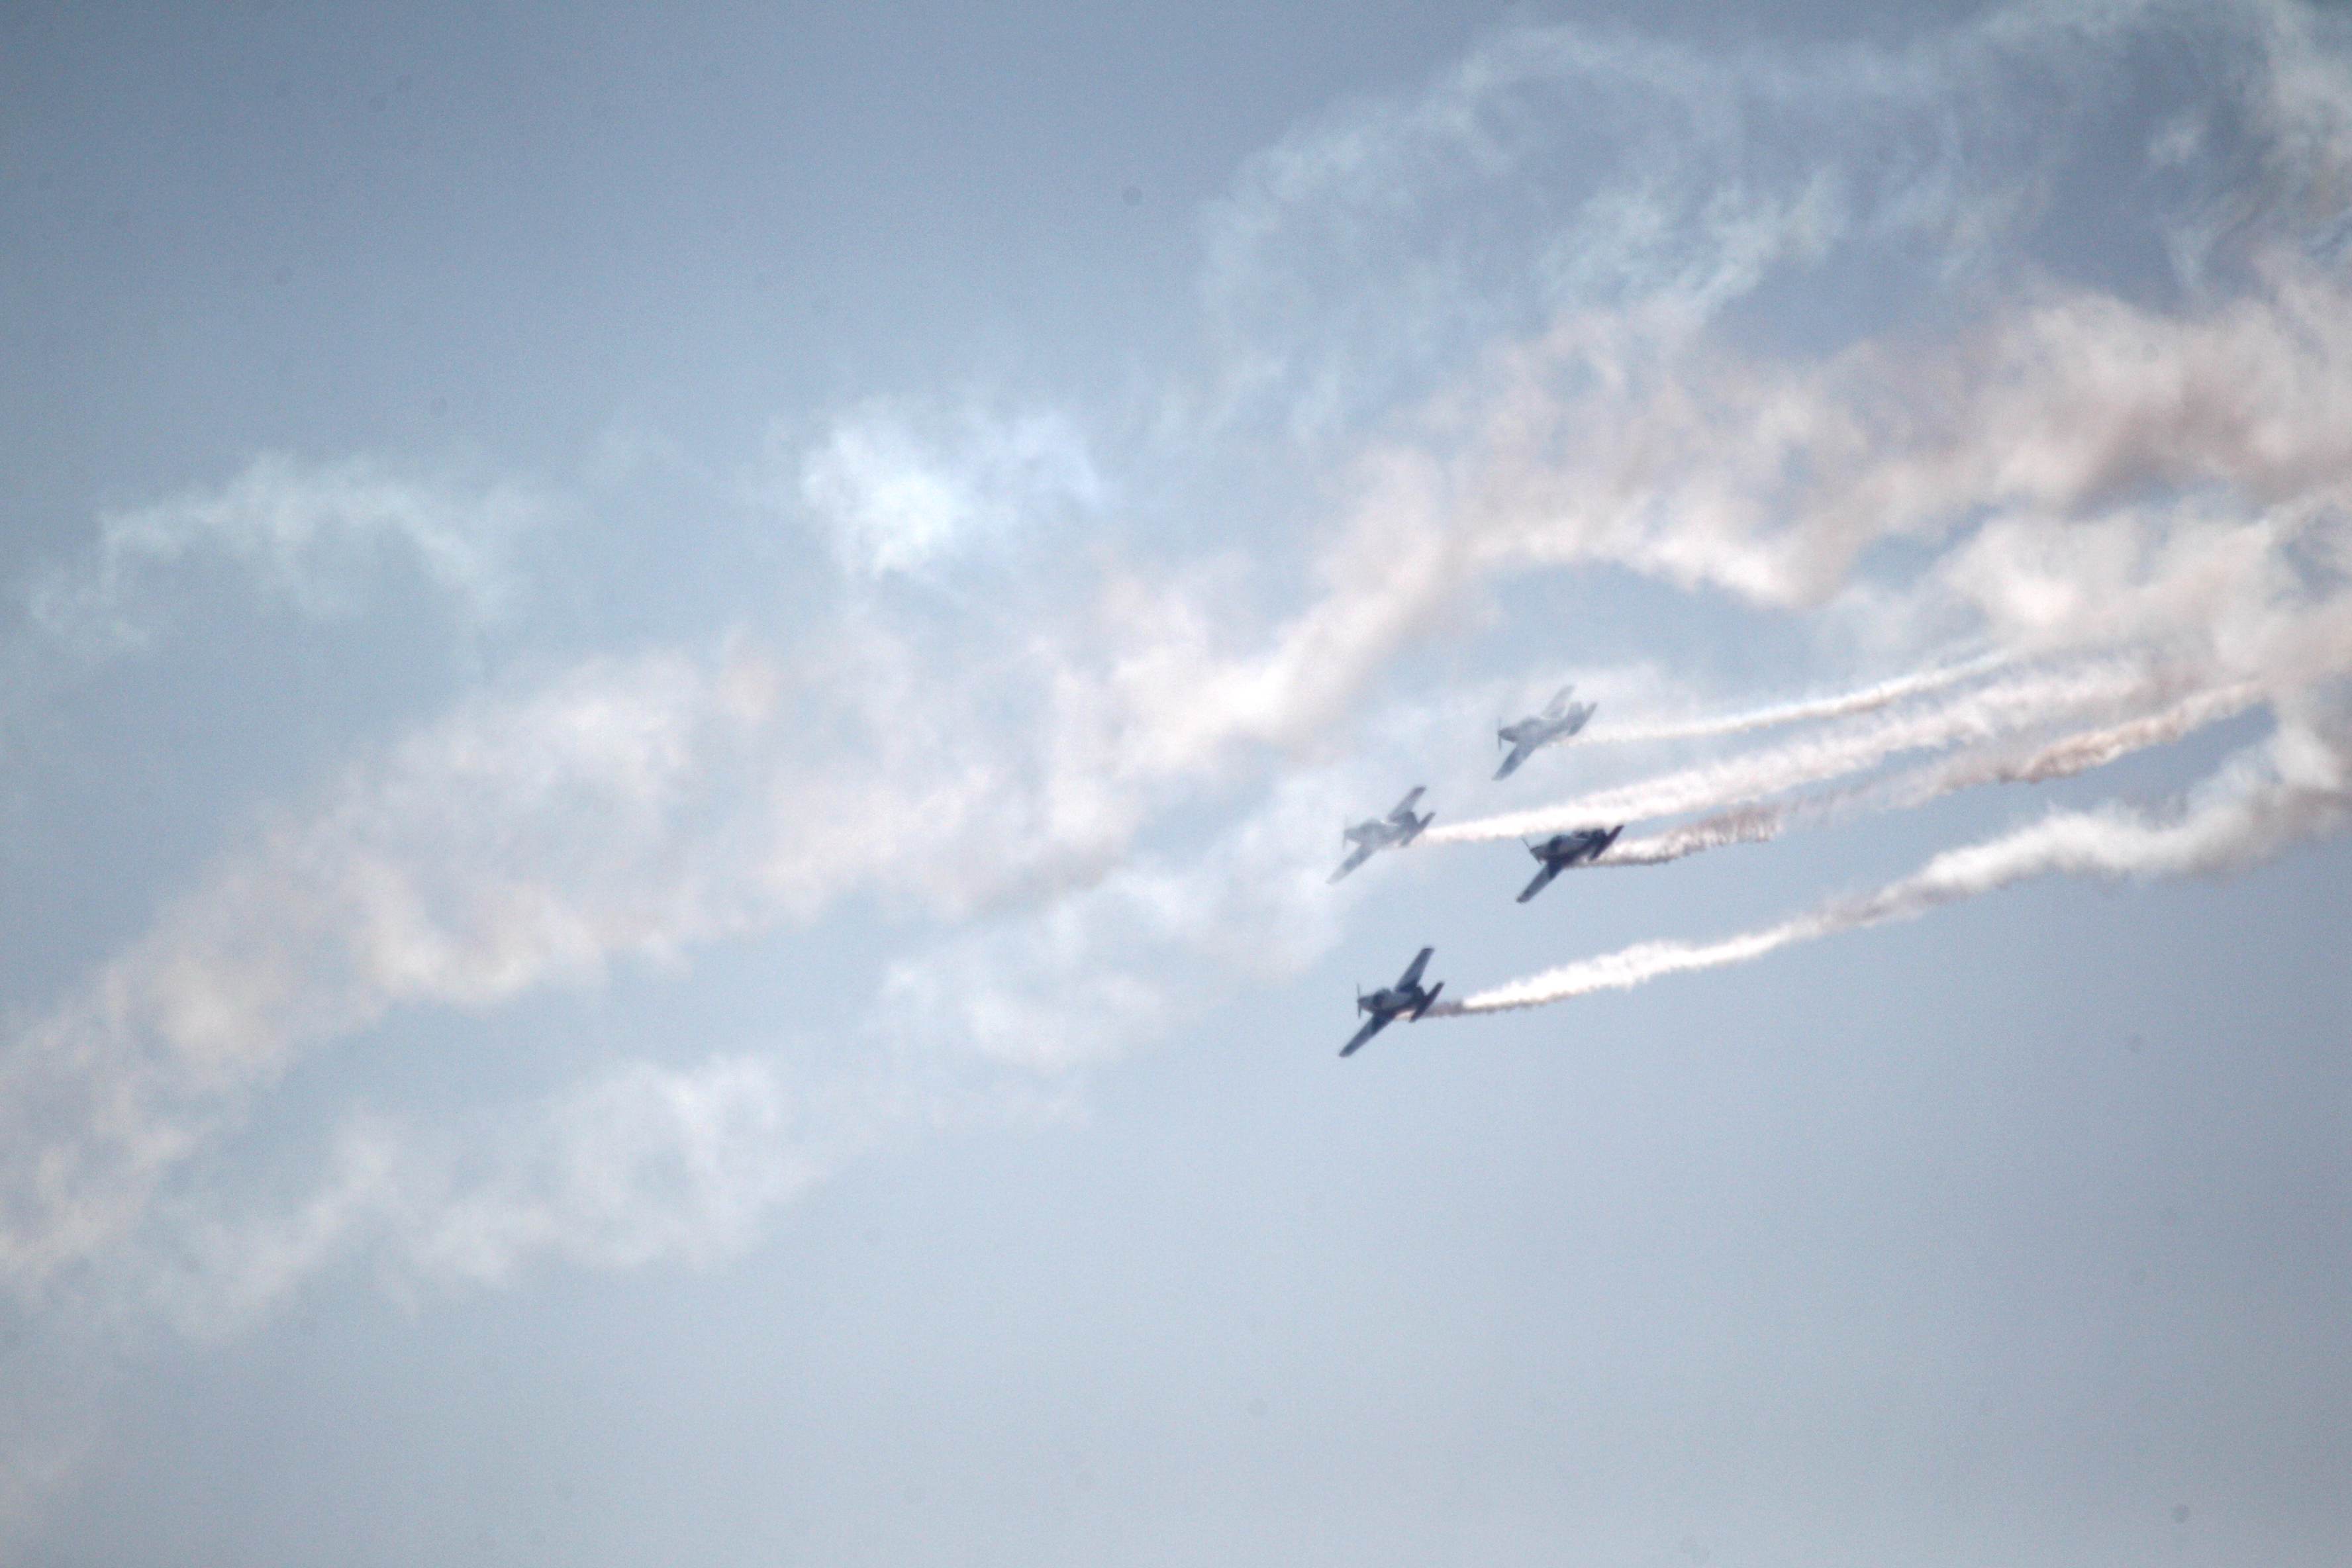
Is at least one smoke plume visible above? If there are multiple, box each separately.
[1426,659,2163,845]
[1593,683,2269,869]
[1588,651,2010,746]
[1434,722,2349,1015]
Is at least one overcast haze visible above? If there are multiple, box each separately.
[4,1,2350,1564]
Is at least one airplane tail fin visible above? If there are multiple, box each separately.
[1411,982,1444,1019]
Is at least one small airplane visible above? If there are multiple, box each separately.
[1516,825,1623,903]
[1328,786,1435,882]
[1494,684,1597,779]
[1342,946,1444,1057]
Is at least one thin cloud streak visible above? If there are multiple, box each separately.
[27,453,546,654]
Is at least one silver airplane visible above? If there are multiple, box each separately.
[1342,946,1444,1057]
[1494,683,1597,779]
[1328,786,1434,882]
[1516,824,1623,903]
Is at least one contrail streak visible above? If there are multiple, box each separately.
[1592,805,1786,865]
[1591,682,2267,868]
[1587,650,2009,746]
[1428,723,2347,1015]
[1426,659,2156,845]
[1981,684,2265,786]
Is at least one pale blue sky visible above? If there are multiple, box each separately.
[3,3,2349,1564]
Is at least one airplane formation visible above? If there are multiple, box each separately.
[1331,682,1618,1057]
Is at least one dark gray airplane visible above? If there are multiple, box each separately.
[1516,824,1624,903]
[1342,946,1444,1057]
[1494,684,1597,779]
[1328,786,1434,882]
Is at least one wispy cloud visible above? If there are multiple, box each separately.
[26,453,547,656]
[1192,0,2337,441]
[105,1052,863,1339]
[789,401,1104,577]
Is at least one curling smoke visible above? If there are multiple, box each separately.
[1431,722,2349,1016]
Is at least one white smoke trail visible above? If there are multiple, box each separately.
[1588,650,2010,746]
[1596,805,1786,866]
[1984,684,2266,786]
[1425,658,2159,845]
[1431,722,2349,1015]
[1592,682,2268,868]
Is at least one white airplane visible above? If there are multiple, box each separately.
[1495,685,1596,779]
[1328,787,1434,883]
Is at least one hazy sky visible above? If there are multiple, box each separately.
[4,2,2349,1564]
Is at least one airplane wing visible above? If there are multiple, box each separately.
[1542,683,1577,718]
[1327,842,1377,883]
[1517,861,1565,903]
[1396,946,1434,989]
[1390,785,1426,816]
[1494,742,1532,780]
[1340,1012,1391,1057]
